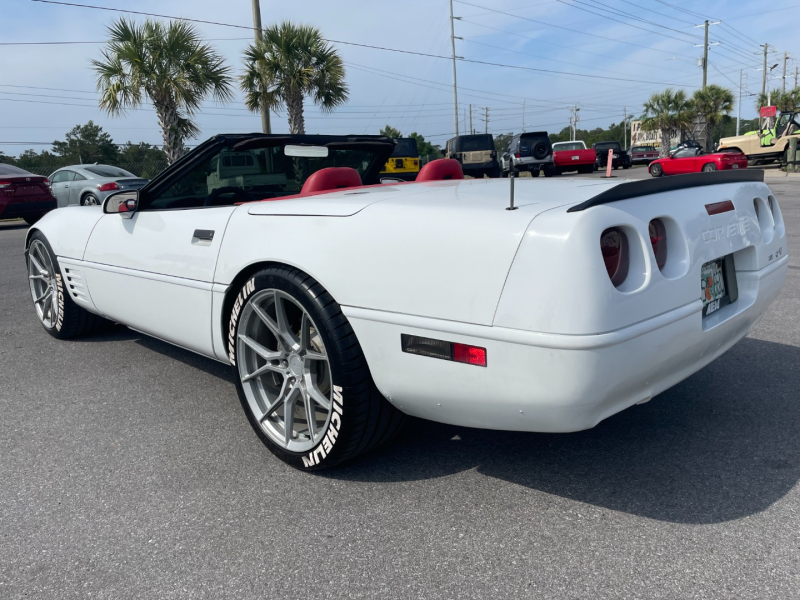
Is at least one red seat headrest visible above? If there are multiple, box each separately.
[416,158,464,182]
[301,167,362,195]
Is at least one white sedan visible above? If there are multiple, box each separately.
[24,134,788,469]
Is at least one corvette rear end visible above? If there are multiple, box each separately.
[351,171,787,432]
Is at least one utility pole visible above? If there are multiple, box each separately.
[694,20,720,89]
[623,107,627,150]
[702,21,709,88]
[469,104,473,134]
[761,44,769,97]
[485,107,489,134]
[796,66,799,89]
[522,100,526,133]
[251,0,270,134]
[737,69,743,135]
[782,51,788,92]
[449,0,462,137]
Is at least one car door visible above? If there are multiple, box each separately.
[50,170,75,208]
[666,149,692,174]
[68,171,89,205]
[82,147,238,358]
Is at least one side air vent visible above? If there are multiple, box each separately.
[62,267,92,307]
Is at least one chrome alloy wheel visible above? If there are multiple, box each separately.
[236,289,333,453]
[27,239,59,328]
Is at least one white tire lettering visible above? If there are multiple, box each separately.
[55,273,65,331]
[228,277,257,366]
[302,386,344,467]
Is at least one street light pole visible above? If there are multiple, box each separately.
[782,50,788,93]
[737,69,743,136]
[251,0,270,134]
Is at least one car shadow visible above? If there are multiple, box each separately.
[327,337,800,524]
[0,219,29,231]
[94,325,800,525]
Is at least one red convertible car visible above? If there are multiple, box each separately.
[649,147,747,177]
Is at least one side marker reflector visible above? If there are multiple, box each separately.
[401,334,487,367]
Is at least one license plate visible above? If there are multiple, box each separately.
[701,257,736,316]
[571,155,579,160]
[732,164,739,169]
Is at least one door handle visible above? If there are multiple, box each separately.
[193,229,214,241]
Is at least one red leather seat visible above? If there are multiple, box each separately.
[300,167,362,195]
[416,159,464,182]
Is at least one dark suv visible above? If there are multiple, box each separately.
[593,141,631,170]
[500,132,555,177]
[444,134,500,178]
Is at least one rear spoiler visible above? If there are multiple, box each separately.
[567,169,764,213]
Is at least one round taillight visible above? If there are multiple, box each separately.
[600,227,629,287]
[649,218,667,270]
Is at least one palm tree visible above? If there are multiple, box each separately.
[692,84,735,151]
[641,89,694,157]
[240,22,348,134]
[756,88,800,113]
[92,18,234,164]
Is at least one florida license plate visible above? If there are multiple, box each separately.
[732,164,739,169]
[701,257,737,316]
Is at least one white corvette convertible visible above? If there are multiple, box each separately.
[25,134,788,469]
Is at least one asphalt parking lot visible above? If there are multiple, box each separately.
[1,169,798,599]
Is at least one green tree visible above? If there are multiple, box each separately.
[240,22,348,134]
[379,125,403,139]
[407,132,441,162]
[12,149,62,176]
[92,18,233,164]
[756,87,800,113]
[494,133,514,154]
[692,85,735,151]
[641,88,693,157]
[117,142,169,178]
[52,121,119,164]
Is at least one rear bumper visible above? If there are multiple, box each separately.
[462,161,497,173]
[344,256,787,432]
[0,198,56,218]
[513,156,552,169]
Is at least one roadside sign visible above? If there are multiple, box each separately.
[760,106,777,118]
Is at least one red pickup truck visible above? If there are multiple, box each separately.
[552,141,596,174]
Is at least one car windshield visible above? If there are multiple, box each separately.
[147,139,391,210]
[594,142,620,151]
[776,112,800,137]
[553,142,584,151]
[390,139,418,157]
[83,165,136,178]
[0,163,31,176]
[455,135,493,152]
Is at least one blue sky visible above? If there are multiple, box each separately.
[1,0,797,156]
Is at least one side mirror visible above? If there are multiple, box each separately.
[440,149,447,156]
[104,189,138,219]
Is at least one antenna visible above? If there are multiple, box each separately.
[506,173,517,211]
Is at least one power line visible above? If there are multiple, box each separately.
[28,0,708,87]
[455,0,697,59]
